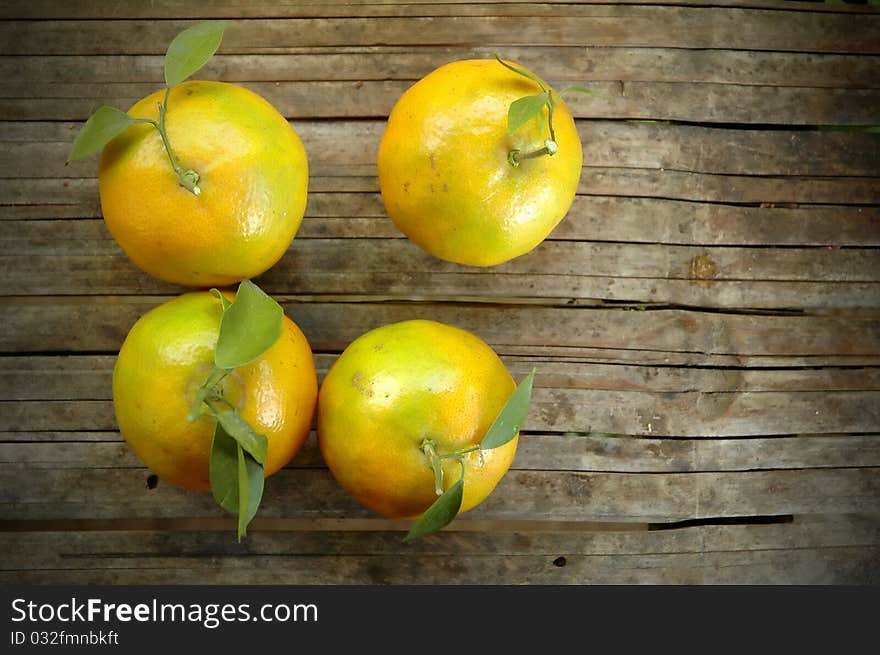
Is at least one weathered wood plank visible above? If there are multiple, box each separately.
[2,517,878,584]
[4,354,880,438]
[4,433,879,473]
[3,79,876,125]
[555,197,880,247]
[0,464,876,521]
[2,0,877,20]
[6,190,880,251]
[5,386,876,436]
[1,12,877,55]
[4,222,878,309]
[3,517,877,558]
[6,173,877,216]
[8,121,878,179]
[4,49,877,88]
[579,170,880,206]
[5,268,876,310]
[5,355,880,402]
[588,170,880,206]
[542,388,880,437]
[3,546,876,584]
[1,0,876,588]
[11,221,877,282]
[575,123,880,177]
[2,298,878,364]
[0,296,876,358]
[262,270,880,310]
[517,434,880,472]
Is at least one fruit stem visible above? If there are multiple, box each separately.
[155,87,201,196]
[496,55,562,168]
[205,365,231,390]
[509,96,558,167]
[440,445,481,460]
[188,366,232,421]
[205,395,235,415]
[508,139,558,167]
[421,439,445,496]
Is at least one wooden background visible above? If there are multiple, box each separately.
[1,0,878,584]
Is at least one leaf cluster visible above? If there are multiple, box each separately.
[496,56,597,166]
[404,370,536,541]
[191,280,284,541]
[68,21,228,162]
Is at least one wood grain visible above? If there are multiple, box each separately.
[3,355,879,439]
[5,546,875,584]
[7,121,879,179]
[4,220,879,310]
[1,11,877,55]
[6,355,880,401]
[2,516,878,584]
[3,0,878,20]
[6,173,877,218]
[5,48,878,88]
[4,194,878,248]
[5,387,877,436]
[1,1,878,584]
[3,79,877,125]
[11,220,877,281]
[3,297,879,362]
[0,462,877,521]
[4,432,880,473]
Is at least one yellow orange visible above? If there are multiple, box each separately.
[113,291,318,490]
[378,59,582,267]
[317,319,517,518]
[99,81,308,287]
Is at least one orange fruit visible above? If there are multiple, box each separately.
[99,80,308,287]
[317,319,518,519]
[113,291,318,491]
[377,58,582,267]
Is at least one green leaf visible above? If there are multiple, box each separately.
[214,279,283,370]
[535,104,548,135]
[559,85,601,97]
[187,385,212,422]
[187,367,229,421]
[214,409,268,465]
[164,20,229,87]
[236,443,262,540]
[494,55,546,89]
[210,422,240,512]
[480,369,536,450]
[210,288,232,311]
[210,424,264,541]
[508,93,550,135]
[67,106,140,162]
[404,478,464,542]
